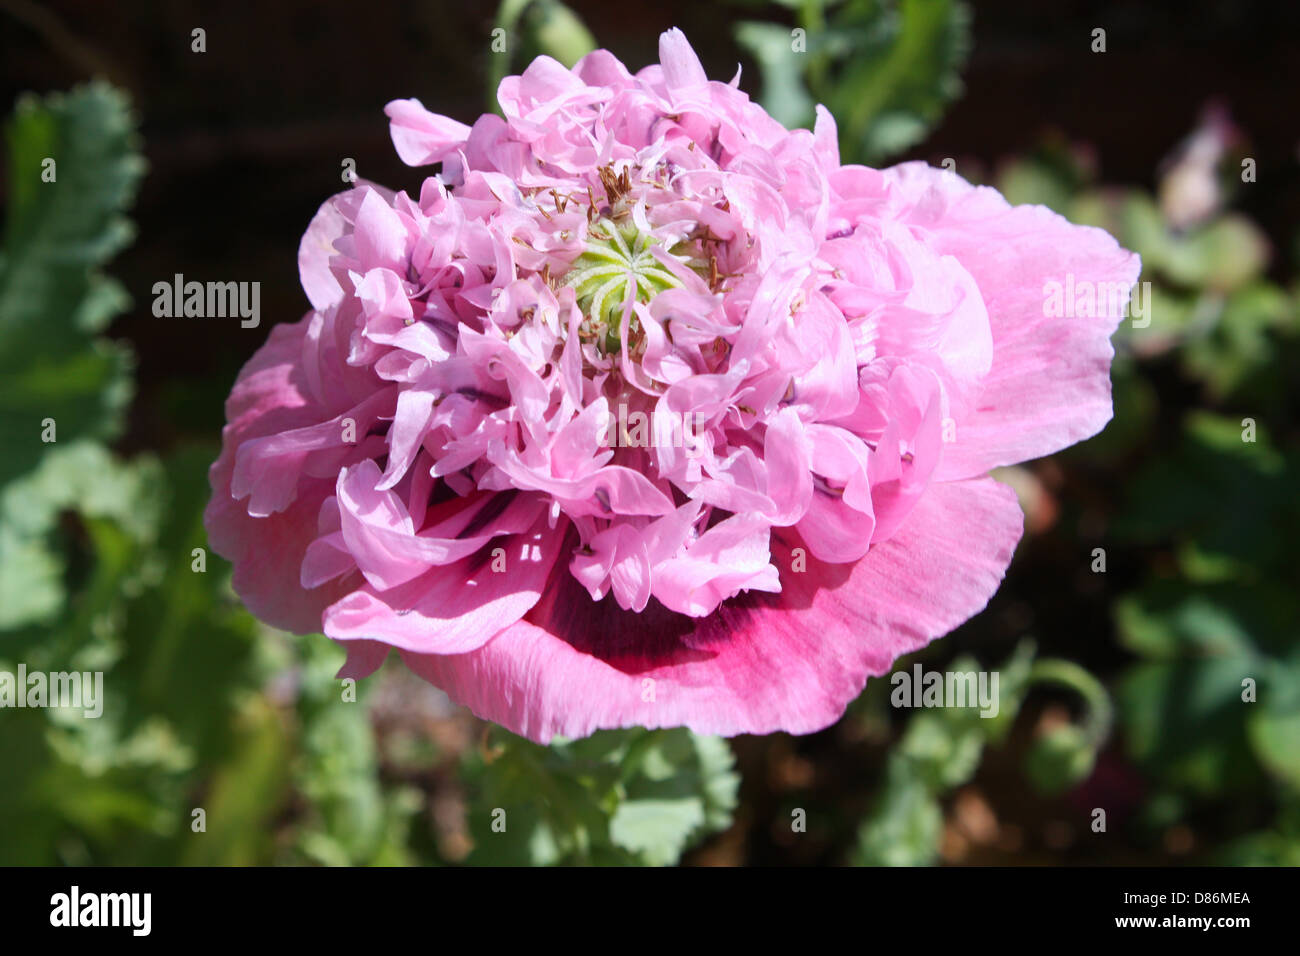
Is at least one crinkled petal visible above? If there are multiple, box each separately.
[206,317,358,633]
[396,477,1022,741]
[323,521,565,655]
[880,162,1141,479]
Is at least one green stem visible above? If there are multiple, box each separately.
[487,0,534,113]
[1028,658,1114,746]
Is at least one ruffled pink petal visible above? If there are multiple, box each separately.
[392,476,1023,742]
[298,194,348,312]
[879,162,1141,479]
[323,520,565,655]
[384,98,472,167]
[206,317,358,633]
[333,462,546,590]
[652,513,780,616]
[658,27,709,94]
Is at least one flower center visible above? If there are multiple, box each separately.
[564,218,687,354]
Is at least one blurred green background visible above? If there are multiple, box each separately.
[1,0,1298,866]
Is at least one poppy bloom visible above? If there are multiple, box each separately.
[206,29,1139,742]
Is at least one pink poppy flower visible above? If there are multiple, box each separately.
[206,29,1139,742]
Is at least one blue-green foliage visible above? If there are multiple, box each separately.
[464,726,738,865]
[736,0,971,164]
